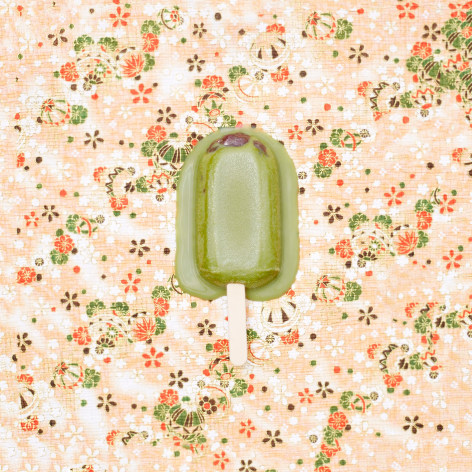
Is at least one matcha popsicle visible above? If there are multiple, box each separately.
[175,127,299,366]
[195,133,281,364]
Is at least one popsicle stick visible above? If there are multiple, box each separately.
[227,283,247,366]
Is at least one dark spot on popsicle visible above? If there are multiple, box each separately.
[207,133,250,152]
[253,140,267,155]
[221,132,250,147]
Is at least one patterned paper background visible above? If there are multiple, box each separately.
[3,0,472,470]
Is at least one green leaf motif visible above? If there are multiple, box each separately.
[344,282,362,302]
[415,199,434,213]
[314,452,331,468]
[406,56,423,73]
[247,329,259,343]
[229,378,248,397]
[414,313,432,334]
[82,368,101,388]
[441,18,462,39]
[97,37,118,52]
[50,249,68,265]
[69,105,88,125]
[66,214,81,233]
[86,299,106,317]
[141,140,159,157]
[135,176,149,193]
[417,230,429,248]
[329,128,344,147]
[314,162,333,178]
[340,391,354,409]
[110,302,129,314]
[154,318,166,336]
[409,352,423,370]
[348,212,368,231]
[152,285,171,300]
[143,53,155,72]
[323,425,343,445]
[141,20,161,35]
[222,114,237,127]
[335,19,353,40]
[446,311,461,328]
[74,34,94,52]
[153,403,170,421]
[228,65,247,82]
[373,214,392,228]
[399,92,414,108]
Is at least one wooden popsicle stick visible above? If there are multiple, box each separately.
[227,283,247,366]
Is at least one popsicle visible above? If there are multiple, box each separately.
[176,127,299,365]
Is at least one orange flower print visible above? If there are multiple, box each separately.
[130,83,153,104]
[54,234,75,254]
[416,211,432,230]
[321,441,341,458]
[159,388,179,406]
[214,339,229,353]
[24,211,39,227]
[110,196,129,211]
[439,194,456,214]
[328,411,348,430]
[60,62,79,82]
[213,451,229,470]
[367,343,380,359]
[93,166,107,182]
[452,147,467,162]
[395,231,418,255]
[281,329,299,345]
[288,125,303,140]
[142,347,164,367]
[17,374,34,385]
[266,23,285,33]
[411,41,432,59]
[146,125,167,142]
[270,66,289,82]
[449,1,472,21]
[121,53,144,78]
[202,75,225,89]
[443,250,462,270]
[17,152,25,168]
[106,430,120,445]
[21,415,39,432]
[383,373,403,388]
[463,26,472,38]
[357,81,372,97]
[315,468,332,472]
[72,326,91,345]
[298,387,315,403]
[142,33,159,52]
[17,267,36,285]
[397,2,419,19]
[384,186,404,206]
[239,419,255,437]
[110,6,130,27]
[335,239,354,259]
[154,297,170,317]
[121,273,141,293]
[132,317,156,341]
[318,149,337,167]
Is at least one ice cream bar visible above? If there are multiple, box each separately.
[176,127,299,365]
[195,132,281,288]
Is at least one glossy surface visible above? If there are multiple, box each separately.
[195,134,281,287]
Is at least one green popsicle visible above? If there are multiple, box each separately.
[195,132,281,288]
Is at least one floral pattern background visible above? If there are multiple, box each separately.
[2,0,472,470]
